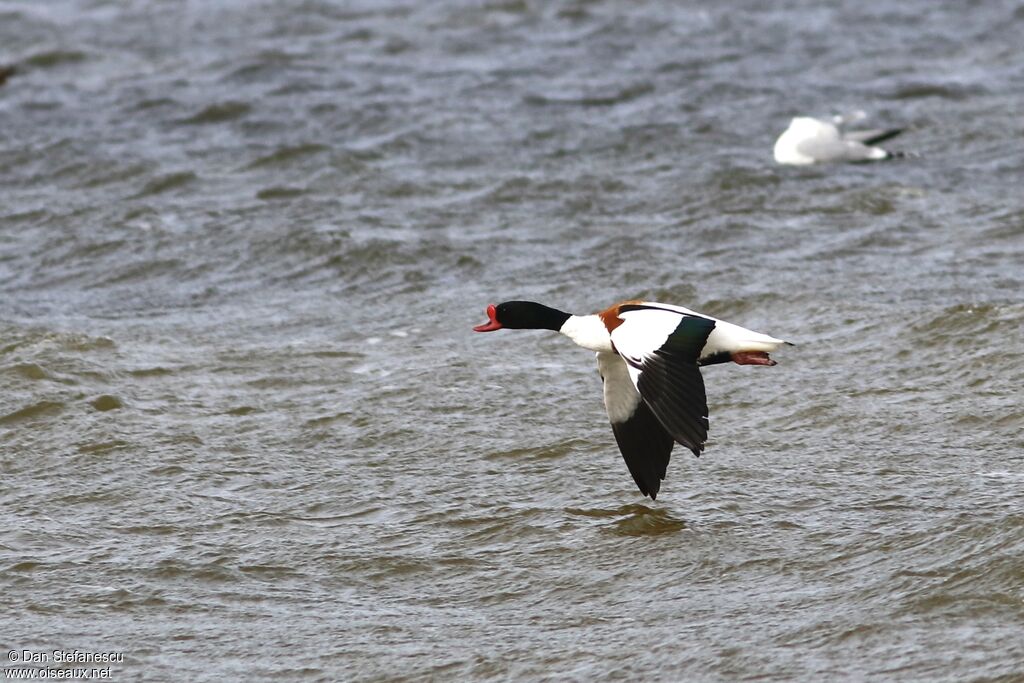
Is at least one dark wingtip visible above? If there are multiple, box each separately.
[637,479,660,499]
[885,150,913,160]
[861,128,904,146]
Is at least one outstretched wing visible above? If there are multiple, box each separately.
[611,308,715,457]
[597,351,674,499]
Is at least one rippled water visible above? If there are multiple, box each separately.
[2,1,1023,680]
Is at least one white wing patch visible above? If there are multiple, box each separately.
[596,351,640,425]
[610,307,682,362]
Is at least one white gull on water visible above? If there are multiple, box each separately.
[773,112,904,165]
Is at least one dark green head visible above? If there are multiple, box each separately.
[473,301,571,332]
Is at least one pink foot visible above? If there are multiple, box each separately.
[731,351,777,366]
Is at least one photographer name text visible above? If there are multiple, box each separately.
[7,651,123,664]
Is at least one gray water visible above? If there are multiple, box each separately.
[2,1,1023,681]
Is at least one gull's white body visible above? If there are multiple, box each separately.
[774,116,900,165]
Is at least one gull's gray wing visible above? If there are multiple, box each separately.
[796,136,884,162]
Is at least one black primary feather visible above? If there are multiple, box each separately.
[629,315,715,456]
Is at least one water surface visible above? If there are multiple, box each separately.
[1,1,1023,680]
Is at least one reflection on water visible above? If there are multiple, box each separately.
[568,504,689,536]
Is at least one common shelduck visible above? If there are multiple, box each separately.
[474,300,791,499]
[774,115,903,165]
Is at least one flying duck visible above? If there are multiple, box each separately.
[474,300,791,499]
[774,115,903,165]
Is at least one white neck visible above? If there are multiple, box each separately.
[559,314,613,352]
